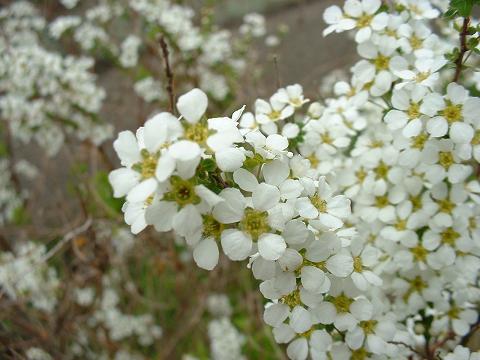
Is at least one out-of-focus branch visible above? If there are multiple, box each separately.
[158,36,175,113]
[454,17,470,83]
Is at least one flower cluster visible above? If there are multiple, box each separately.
[110,0,480,358]
[0,2,112,156]
[48,0,278,104]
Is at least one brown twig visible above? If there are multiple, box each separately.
[273,55,281,89]
[388,341,422,357]
[158,36,175,113]
[454,17,471,83]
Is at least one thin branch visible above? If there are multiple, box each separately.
[158,35,175,113]
[454,17,470,83]
[41,217,92,262]
[388,341,423,357]
[273,55,281,89]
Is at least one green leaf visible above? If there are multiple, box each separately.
[94,171,123,213]
[450,0,474,17]
[200,158,217,172]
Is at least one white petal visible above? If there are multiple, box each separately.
[263,160,290,186]
[264,303,290,327]
[168,140,201,161]
[216,148,246,172]
[290,306,313,334]
[450,122,474,144]
[287,338,308,360]
[109,168,140,197]
[258,233,286,261]
[266,134,288,151]
[350,298,373,321]
[126,178,157,202]
[195,184,223,207]
[326,253,353,277]
[252,183,280,211]
[155,153,175,182]
[193,238,219,270]
[113,131,141,166]
[233,168,258,192]
[176,88,208,123]
[145,200,177,232]
[213,188,246,223]
[173,204,202,238]
[301,266,327,294]
[220,229,252,260]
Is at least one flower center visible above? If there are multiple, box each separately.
[135,149,159,179]
[357,14,373,28]
[374,161,389,179]
[441,227,459,246]
[356,168,367,183]
[438,199,454,213]
[268,110,281,121]
[311,195,327,213]
[359,320,378,334]
[395,219,407,231]
[410,194,422,210]
[321,132,333,145]
[407,102,420,119]
[332,294,353,313]
[240,208,270,240]
[447,306,460,319]
[438,151,454,169]
[307,154,319,169]
[411,245,428,262]
[202,215,223,240]
[415,72,430,83]
[281,289,301,308]
[409,35,423,50]
[164,176,200,206]
[353,256,363,272]
[403,276,426,301]
[375,195,389,208]
[184,123,209,144]
[472,130,480,145]
[351,348,369,360]
[374,55,390,71]
[441,103,462,124]
[411,133,428,149]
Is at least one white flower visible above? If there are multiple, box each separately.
[323,0,388,43]
[296,177,351,230]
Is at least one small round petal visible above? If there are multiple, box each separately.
[290,306,313,334]
[233,168,259,192]
[350,298,373,321]
[264,303,290,327]
[258,233,286,261]
[193,238,219,270]
[126,178,157,202]
[450,122,474,144]
[169,140,201,162]
[113,131,141,166]
[301,266,327,294]
[326,253,353,277]
[252,183,280,211]
[221,229,252,260]
[176,88,208,123]
[109,168,140,197]
[155,153,175,182]
[216,148,246,172]
[287,338,308,360]
[145,200,177,232]
[266,134,288,151]
[263,160,290,186]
